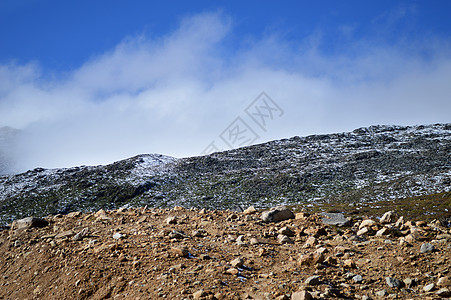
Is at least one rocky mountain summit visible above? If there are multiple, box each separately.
[1,206,450,299]
[0,123,450,225]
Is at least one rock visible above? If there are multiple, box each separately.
[298,253,314,266]
[225,268,239,275]
[320,213,350,226]
[375,289,387,296]
[230,257,244,268]
[261,206,294,223]
[168,230,189,239]
[437,276,450,287]
[291,290,312,300]
[303,236,317,248]
[436,233,451,240]
[67,211,82,218]
[376,227,389,237]
[359,219,376,229]
[278,226,295,237]
[423,283,435,292]
[343,259,356,269]
[11,217,48,230]
[353,275,363,283]
[403,278,416,288]
[192,229,206,237]
[165,216,177,224]
[277,234,293,244]
[236,235,246,245]
[170,247,189,257]
[380,211,396,224]
[112,233,124,240]
[436,288,451,297]
[94,209,111,221]
[357,227,369,236]
[243,206,257,215]
[420,243,435,253]
[386,277,402,288]
[305,275,321,286]
[193,289,207,299]
[249,237,260,245]
[72,227,89,241]
[395,216,404,228]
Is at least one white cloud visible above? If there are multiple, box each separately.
[1,11,451,172]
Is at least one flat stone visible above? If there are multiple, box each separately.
[320,213,350,226]
[375,290,387,296]
[261,206,294,223]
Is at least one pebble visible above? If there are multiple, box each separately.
[353,275,363,283]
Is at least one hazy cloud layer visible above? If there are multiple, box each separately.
[1,12,451,172]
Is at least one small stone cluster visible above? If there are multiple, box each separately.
[0,206,450,299]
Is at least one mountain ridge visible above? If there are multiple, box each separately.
[1,123,450,225]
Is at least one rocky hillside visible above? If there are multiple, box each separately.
[1,206,450,299]
[0,123,450,225]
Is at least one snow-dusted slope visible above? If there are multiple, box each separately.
[1,123,450,224]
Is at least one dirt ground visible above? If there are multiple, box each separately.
[0,206,450,299]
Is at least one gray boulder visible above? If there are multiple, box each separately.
[261,206,294,223]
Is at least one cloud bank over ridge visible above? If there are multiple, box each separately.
[1,11,451,172]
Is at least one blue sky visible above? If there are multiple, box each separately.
[1,1,451,171]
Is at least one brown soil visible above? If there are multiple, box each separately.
[0,207,450,300]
